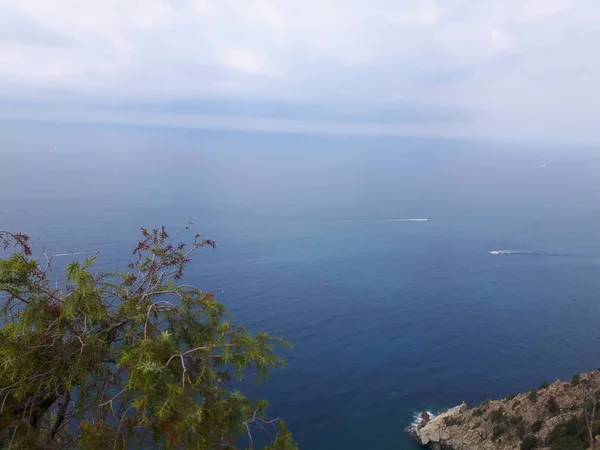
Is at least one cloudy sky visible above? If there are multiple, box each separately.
[1,0,598,141]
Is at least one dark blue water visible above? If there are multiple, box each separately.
[3,122,600,449]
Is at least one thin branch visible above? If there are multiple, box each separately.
[245,421,254,450]
[144,301,176,339]
[99,389,128,408]
[101,319,128,337]
[76,335,85,357]
[1,390,10,414]
[0,370,54,394]
[243,408,283,450]
[9,404,28,448]
[113,405,134,450]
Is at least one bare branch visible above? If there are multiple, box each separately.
[1,390,10,414]
[144,301,177,339]
[99,389,128,408]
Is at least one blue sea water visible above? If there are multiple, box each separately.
[2,121,600,449]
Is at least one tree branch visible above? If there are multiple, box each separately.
[50,391,70,439]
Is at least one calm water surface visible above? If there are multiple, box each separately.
[2,122,600,449]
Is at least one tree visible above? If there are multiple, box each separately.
[0,227,296,449]
[582,382,599,450]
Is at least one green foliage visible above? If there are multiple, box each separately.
[491,424,507,441]
[547,396,560,415]
[528,390,538,403]
[539,381,551,390]
[0,228,296,449]
[531,419,543,433]
[509,415,526,439]
[472,408,484,417]
[489,407,507,424]
[506,394,516,401]
[263,422,297,450]
[520,435,538,450]
[443,416,463,427]
[509,415,524,426]
[571,373,581,386]
[546,416,596,450]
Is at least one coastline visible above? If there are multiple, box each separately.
[408,369,600,449]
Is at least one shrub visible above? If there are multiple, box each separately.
[443,416,463,427]
[491,425,507,441]
[506,394,516,401]
[513,400,521,409]
[520,435,538,450]
[473,408,484,417]
[528,390,538,402]
[489,408,507,424]
[531,420,543,433]
[517,423,527,439]
[546,416,591,450]
[571,373,581,386]
[548,396,559,415]
[539,381,551,390]
[510,415,525,426]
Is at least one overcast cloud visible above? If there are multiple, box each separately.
[1,0,599,141]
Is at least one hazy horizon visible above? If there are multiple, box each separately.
[2,0,600,143]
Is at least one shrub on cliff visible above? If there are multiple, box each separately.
[0,228,296,449]
[491,424,507,441]
[509,415,524,426]
[489,407,507,424]
[571,373,581,386]
[546,416,594,450]
[473,408,484,417]
[520,435,538,450]
[530,419,543,433]
[548,396,560,415]
[528,390,538,402]
[443,416,463,426]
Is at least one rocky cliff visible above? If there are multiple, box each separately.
[408,370,600,450]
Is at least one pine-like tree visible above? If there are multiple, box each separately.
[0,227,296,449]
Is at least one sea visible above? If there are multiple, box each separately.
[2,121,600,449]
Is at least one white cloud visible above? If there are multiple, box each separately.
[517,0,576,21]
[0,0,599,142]
[221,49,265,74]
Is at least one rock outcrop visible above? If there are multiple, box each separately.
[408,369,600,450]
[410,403,467,449]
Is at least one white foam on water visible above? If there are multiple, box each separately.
[384,218,428,222]
[407,410,437,431]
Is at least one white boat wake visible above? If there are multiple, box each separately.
[52,251,98,258]
[489,250,520,255]
[489,250,576,257]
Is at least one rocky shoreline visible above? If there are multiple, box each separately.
[408,370,600,450]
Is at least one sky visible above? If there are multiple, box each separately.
[1,0,599,142]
